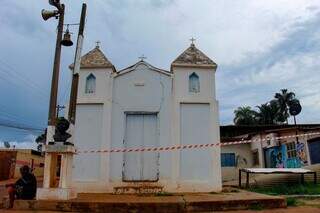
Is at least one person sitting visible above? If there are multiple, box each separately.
[6,165,37,208]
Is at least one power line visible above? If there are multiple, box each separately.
[0,117,44,129]
[0,58,50,96]
[0,102,46,128]
[0,111,37,128]
[0,119,44,133]
[0,70,50,105]
[0,63,50,104]
[0,67,49,99]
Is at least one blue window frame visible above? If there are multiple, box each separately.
[85,73,96,94]
[221,153,236,167]
[189,72,200,93]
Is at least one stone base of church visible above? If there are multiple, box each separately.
[36,188,77,200]
[72,180,222,194]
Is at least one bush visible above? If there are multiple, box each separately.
[249,183,320,195]
[286,197,298,206]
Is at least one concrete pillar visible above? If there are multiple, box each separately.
[37,144,77,200]
[59,153,73,188]
[43,153,57,188]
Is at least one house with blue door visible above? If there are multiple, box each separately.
[220,124,320,182]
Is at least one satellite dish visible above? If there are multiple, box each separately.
[4,141,10,148]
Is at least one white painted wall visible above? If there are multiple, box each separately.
[173,67,216,102]
[251,134,265,167]
[171,66,221,192]
[77,68,113,104]
[72,61,221,193]
[73,104,103,181]
[180,104,212,180]
[110,63,173,187]
[221,144,254,182]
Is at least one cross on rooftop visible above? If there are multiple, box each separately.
[95,41,101,48]
[138,54,147,61]
[190,37,196,45]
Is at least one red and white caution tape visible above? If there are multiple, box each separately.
[75,132,320,154]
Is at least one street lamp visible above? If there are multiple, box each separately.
[42,0,73,144]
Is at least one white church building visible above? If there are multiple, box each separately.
[70,42,221,193]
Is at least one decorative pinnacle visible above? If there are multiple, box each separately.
[95,40,101,48]
[138,54,147,61]
[190,37,196,46]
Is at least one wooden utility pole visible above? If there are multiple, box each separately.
[48,4,64,126]
[68,3,87,124]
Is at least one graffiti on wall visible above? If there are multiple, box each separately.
[265,141,308,168]
[296,141,307,166]
[265,146,283,168]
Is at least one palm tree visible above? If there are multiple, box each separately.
[256,101,284,125]
[274,89,296,123]
[233,106,258,125]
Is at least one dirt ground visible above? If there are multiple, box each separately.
[0,179,319,212]
[1,200,320,212]
[216,206,320,213]
[0,207,319,212]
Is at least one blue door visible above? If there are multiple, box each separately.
[308,139,320,164]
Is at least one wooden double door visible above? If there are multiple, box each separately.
[123,114,159,181]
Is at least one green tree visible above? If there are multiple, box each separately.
[274,89,296,123]
[233,106,258,125]
[256,100,285,125]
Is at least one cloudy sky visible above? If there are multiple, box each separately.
[0,0,319,144]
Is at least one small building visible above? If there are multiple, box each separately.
[0,149,44,181]
[70,42,222,193]
[220,124,320,182]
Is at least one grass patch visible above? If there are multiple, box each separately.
[249,183,320,195]
[286,197,298,206]
[221,187,240,193]
[154,191,174,196]
[209,191,219,194]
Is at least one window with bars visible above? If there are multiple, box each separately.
[286,142,297,159]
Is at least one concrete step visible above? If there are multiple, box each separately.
[6,192,286,212]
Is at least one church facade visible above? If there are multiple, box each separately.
[70,43,221,193]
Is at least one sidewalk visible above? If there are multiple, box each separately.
[7,190,285,212]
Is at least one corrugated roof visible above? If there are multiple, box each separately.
[171,43,217,68]
[69,46,115,70]
[220,124,320,141]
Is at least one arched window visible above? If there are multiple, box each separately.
[85,73,96,94]
[189,72,200,93]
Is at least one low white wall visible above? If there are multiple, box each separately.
[221,144,254,182]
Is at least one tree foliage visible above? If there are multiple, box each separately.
[233,106,258,125]
[233,89,300,125]
[274,89,296,123]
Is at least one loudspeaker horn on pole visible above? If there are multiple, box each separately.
[41,9,59,21]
